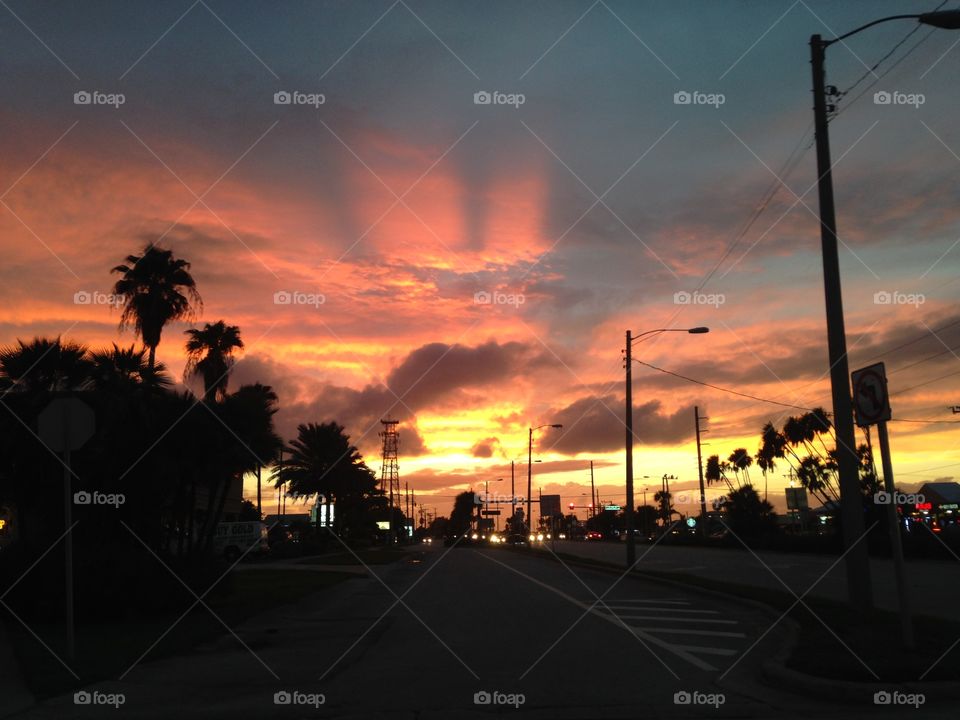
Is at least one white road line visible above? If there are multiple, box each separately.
[634,628,747,638]
[613,616,738,624]
[598,599,690,605]
[605,607,719,614]
[673,645,738,656]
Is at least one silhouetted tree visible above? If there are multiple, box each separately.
[112,245,201,370]
[184,320,244,401]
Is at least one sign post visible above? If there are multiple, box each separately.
[852,362,912,648]
[39,397,95,662]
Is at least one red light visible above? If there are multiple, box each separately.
[568,503,575,510]
[916,502,932,510]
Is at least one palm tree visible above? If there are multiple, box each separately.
[705,454,733,493]
[276,422,377,533]
[89,343,172,391]
[727,448,753,487]
[184,321,244,402]
[111,245,202,371]
[0,337,93,392]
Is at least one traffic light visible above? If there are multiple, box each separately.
[568,502,575,510]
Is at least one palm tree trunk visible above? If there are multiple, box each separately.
[147,344,156,372]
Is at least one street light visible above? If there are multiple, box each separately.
[624,327,708,567]
[527,424,562,535]
[809,9,960,612]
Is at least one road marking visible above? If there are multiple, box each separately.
[599,599,690,605]
[673,644,737,656]
[612,616,738,624]
[605,607,719,614]
[633,628,747,638]
[476,550,719,671]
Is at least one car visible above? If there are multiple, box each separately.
[504,533,527,546]
[585,531,603,541]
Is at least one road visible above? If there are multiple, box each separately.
[9,544,953,719]
[533,540,958,621]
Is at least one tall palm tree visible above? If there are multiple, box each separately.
[111,245,202,371]
[728,448,753,486]
[184,321,244,402]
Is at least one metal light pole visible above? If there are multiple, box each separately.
[808,9,960,611]
[527,424,562,536]
[625,327,708,567]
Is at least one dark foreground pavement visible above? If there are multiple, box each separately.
[7,544,954,719]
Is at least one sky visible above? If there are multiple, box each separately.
[2,0,960,521]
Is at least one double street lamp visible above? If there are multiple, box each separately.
[527,424,562,534]
[624,327,708,567]
[810,8,960,611]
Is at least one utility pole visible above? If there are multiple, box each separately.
[590,461,596,518]
[811,33,873,611]
[527,430,533,535]
[256,465,262,519]
[624,330,635,566]
[694,407,707,536]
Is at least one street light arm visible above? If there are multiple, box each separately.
[825,14,921,44]
[629,327,709,344]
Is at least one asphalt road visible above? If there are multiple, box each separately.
[9,544,954,719]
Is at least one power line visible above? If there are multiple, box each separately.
[696,124,813,293]
[631,359,816,411]
[832,0,950,121]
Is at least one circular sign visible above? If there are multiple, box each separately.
[852,363,891,427]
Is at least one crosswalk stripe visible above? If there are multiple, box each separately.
[633,627,746,638]
[605,607,719,614]
[611,616,738,624]
[671,645,737,656]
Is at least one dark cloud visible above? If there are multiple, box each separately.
[470,436,501,458]
[545,394,695,454]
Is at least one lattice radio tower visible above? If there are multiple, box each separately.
[379,419,400,543]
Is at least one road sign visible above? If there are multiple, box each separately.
[785,487,808,511]
[604,504,621,511]
[481,510,501,516]
[39,397,95,451]
[851,362,891,427]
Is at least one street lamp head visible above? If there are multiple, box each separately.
[550,424,563,429]
[920,10,960,29]
[687,327,710,334]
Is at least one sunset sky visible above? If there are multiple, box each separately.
[2,0,959,520]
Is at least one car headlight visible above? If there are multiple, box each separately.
[536,534,544,542]
[471,533,479,540]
